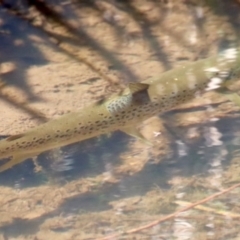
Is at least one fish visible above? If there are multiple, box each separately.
[0,47,240,172]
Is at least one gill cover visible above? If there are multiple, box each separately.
[106,83,150,114]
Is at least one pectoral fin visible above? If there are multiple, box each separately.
[120,126,152,146]
[0,152,38,172]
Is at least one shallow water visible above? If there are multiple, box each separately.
[1,1,240,239]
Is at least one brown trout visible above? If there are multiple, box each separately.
[0,48,240,172]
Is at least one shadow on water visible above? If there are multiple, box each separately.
[1,113,240,237]
[0,130,130,187]
[1,0,240,238]
[113,0,172,70]
[26,0,140,83]
[52,115,240,209]
[0,9,47,101]
[0,0,239,104]
[95,116,240,198]
[2,0,236,91]
[0,5,61,121]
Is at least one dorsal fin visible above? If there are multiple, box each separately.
[6,134,25,141]
[128,83,150,104]
[128,83,149,94]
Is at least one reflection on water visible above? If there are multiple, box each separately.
[1,0,240,239]
[2,114,240,239]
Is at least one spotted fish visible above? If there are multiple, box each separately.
[0,48,240,172]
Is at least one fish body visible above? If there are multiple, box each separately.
[0,84,151,159]
[1,48,240,171]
